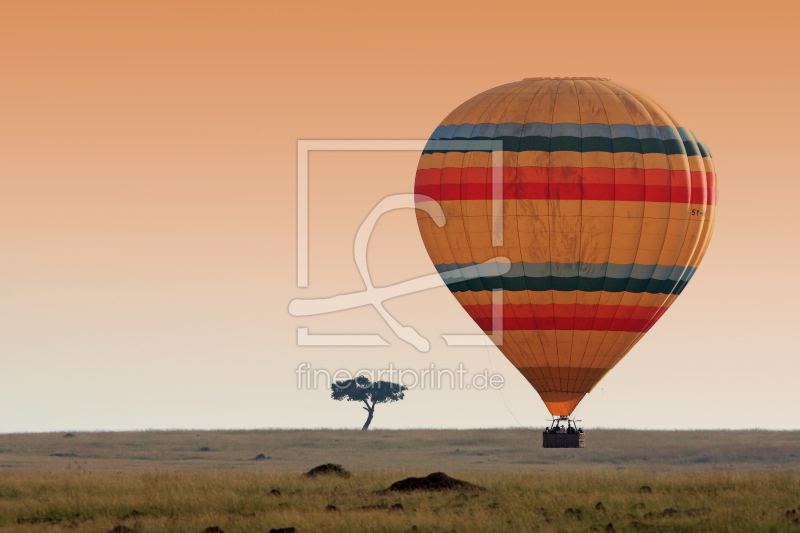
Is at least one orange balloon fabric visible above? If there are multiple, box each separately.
[414,78,717,416]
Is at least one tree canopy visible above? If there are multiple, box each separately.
[331,375,407,430]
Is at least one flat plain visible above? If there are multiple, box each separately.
[0,429,799,532]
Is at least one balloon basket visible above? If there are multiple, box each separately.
[542,416,585,448]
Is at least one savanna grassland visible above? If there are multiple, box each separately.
[0,429,799,532]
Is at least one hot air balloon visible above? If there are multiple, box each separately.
[414,78,717,446]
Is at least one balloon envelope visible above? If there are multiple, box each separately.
[414,78,717,416]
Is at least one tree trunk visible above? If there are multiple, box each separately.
[362,407,374,430]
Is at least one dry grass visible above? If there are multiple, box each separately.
[1,470,799,532]
[1,429,799,473]
[0,429,799,532]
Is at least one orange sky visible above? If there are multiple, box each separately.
[1,0,798,431]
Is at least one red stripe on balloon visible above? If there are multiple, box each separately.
[414,167,716,205]
[462,303,668,332]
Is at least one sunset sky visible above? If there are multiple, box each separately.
[1,0,798,432]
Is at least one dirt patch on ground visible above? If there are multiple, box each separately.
[305,463,351,478]
[386,472,483,492]
[595,502,606,511]
[18,518,61,525]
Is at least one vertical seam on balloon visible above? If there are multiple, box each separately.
[430,87,494,290]
[688,132,717,266]
[604,86,676,357]
[613,86,703,359]
[571,81,590,394]
[507,80,552,386]
[444,93,486,129]
[605,85,661,364]
[434,106,478,318]
[574,80,606,394]
[679,128,710,273]
[458,84,525,337]
[449,83,517,126]
[498,86,543,380]
[488,82,541,379]
[615,87,702,371]
[638,129,713,336]
[598,91,651,375]
[450,98,494,329]
[580,79,620,387]
[621,85,690,295]
[566,80,583,395]
[601,83,665,375]
[482,84,534,353]
[514,82,555,391]
[547,79,563,393]
[592,83,650,385]
[471,83,530,332]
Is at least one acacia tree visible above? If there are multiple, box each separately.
[331,375,407,430]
